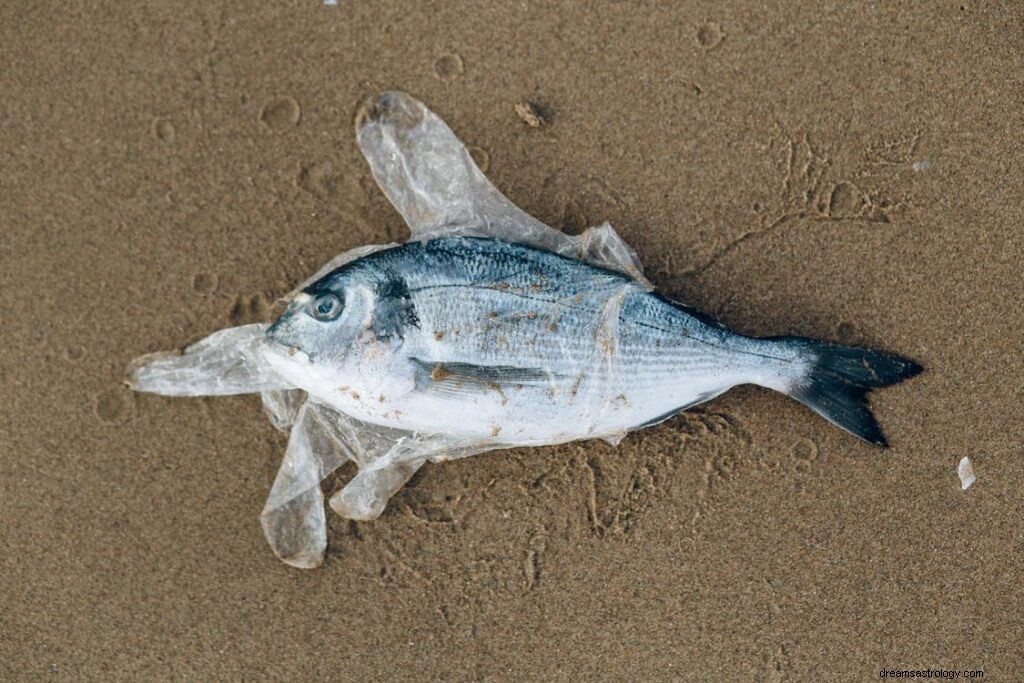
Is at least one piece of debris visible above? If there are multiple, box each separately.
[911,159,932,172]
[515,101,547,128]
[957,456,975,490]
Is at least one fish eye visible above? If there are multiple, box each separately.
[310,293,342,321]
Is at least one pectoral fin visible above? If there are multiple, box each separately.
[410,358,558,399]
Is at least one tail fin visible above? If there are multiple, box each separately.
[774,336,923,447]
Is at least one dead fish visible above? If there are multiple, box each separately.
[264,236,919,447]
[126,91,921,568]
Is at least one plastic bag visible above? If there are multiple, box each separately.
[127,92,650,568]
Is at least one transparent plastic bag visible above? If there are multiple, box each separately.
[128,92,650,568]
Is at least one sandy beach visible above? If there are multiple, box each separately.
[2,2,1021,679]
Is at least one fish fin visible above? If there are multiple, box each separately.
[355,92,651,285]
[632,389,724,429]
[125,324,290,396]
[656,292,731,330]
[776,337,923,447]
[410,358,556,398]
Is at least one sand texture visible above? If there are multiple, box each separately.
[2,2,1022,679]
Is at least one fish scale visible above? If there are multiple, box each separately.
[388,238,741,370]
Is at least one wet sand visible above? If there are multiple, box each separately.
[2,2,1022,679]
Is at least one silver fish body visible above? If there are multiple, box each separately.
[266,236,815,447]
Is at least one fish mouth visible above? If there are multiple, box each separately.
[263,323,313,367]
[264,315,290,345]
[265,293,311,352]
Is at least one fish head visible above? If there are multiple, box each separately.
[264,268,378,381]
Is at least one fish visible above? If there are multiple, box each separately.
[126,91,921,568]
[264,235,920,448]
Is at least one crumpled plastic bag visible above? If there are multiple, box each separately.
[126,91,649,568]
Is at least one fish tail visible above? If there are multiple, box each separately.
[768,336,923,447]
